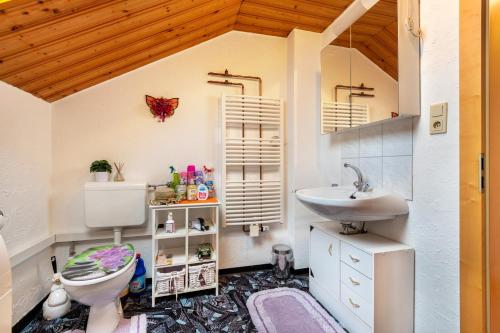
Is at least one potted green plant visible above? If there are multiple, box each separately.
[90,160,112,182]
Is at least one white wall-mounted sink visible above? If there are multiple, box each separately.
[296,186,409,222]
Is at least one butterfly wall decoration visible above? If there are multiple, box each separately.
[145,95,179,122]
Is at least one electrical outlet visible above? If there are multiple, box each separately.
[429,102,448,135]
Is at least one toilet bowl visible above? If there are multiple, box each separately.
[0,221,12,333]
[61,243,136,333]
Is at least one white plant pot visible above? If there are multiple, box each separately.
[94,172,110,182]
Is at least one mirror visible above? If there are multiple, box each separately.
[321,0,419,134]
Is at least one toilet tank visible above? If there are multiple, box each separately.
[84,182,147,228]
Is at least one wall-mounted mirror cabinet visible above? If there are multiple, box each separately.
[321,0,420,134]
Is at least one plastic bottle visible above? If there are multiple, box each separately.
[197,183,209,200]
[129,253,146,294]
[203,166,216,198]
[187,178,198,201]
[176,178,187,201]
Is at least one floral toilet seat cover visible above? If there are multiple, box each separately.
[62,243,135,281]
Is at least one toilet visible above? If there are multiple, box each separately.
[0,212,12,333]
[61,182,147,333]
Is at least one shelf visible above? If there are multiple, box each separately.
[155,226,186,239]
[188,228,217,237]
[154,284,217,298]
[188,247,217,264]
[155,247,186,268]
[150,198,220,209]
[150,201,219,306]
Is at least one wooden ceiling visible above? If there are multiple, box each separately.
[0,0,400,102]
[332,0,398,80]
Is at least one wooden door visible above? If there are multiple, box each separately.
[460,0,486,331]
[490,1,500,331]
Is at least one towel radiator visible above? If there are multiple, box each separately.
[321,101,369,133]
[221,94,284,226]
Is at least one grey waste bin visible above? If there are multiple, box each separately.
[271,244,294,279]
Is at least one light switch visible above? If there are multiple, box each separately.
[429,102,448,134]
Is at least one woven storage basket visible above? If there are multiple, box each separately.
[188,262,216,289]
[156,268,186,294]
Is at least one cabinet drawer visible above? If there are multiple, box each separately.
[341,241,373,278]
[341,283,373,327]
[341,262,373,301]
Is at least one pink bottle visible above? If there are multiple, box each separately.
[187,165,196,183]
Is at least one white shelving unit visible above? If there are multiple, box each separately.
[150,200,220,306]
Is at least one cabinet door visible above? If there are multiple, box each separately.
[310,227,340,298]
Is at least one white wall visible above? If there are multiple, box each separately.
[287,30,340,269]
[321,46,398,122]
[50,31,289,270]
[0,81,54,324]
[336,0,460,331]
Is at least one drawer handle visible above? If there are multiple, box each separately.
[349,298,360,308]
[349,277,360,286]
[349,254,360,263]
[328,243,333,256]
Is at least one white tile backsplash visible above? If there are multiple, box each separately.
[383,156,413,200]
[359,157,383,189]
[339,119,413,200]
[382,118,413,156]
[360,124,383,157]
[340,129,360,158]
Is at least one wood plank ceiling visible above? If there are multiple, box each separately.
[0,0,396,102]
[332,0,398,80]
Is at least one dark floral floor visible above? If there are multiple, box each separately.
[20,269,309,333]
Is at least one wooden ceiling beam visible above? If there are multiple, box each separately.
[37,18,235,101]
[16,4,240,92]
[303,0,353,8]
[0,0,214,77]
[236,13,323,33]
[363,37,397,68]
[241,0,346,20]
[0,0,116,36]
[352,41,397,80]
[4,0,239,86]
[0,0,174,57]
[233,23,290,37]
[0,0,402,101]
[238,1,332,29]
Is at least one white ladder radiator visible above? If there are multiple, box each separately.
[221,94,284,226]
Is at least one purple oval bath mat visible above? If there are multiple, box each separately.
[247,287,346,333]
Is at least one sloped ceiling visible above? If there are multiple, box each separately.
[332,0,398,80]
[0,0,396,102]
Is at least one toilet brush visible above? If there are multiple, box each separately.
[43,257,71,320]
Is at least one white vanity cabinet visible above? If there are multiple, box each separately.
[309,222,414,333]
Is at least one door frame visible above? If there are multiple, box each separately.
[460,0,487,332]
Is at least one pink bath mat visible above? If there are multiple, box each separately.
[247,288,346,333]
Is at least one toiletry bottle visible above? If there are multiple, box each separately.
[176,178,187,201]
[197,183,209,200]
[165,212,176,233]
[195,170,204,185]
[203,166,215,198]
[129,253,146,295]
[187,165,195,181]
[187,178,198,201]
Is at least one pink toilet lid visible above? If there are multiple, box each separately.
[62,243,134,281]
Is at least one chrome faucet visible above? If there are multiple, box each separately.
[344,163,369,192]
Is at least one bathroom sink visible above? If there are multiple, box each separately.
[296,186,409,222]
